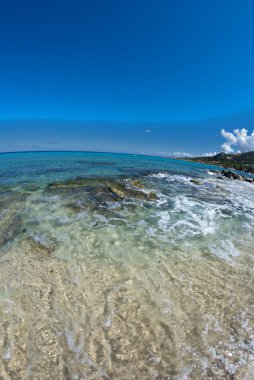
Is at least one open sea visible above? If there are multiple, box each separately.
[0,151,253,379]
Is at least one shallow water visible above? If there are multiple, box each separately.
[0,152,253,379]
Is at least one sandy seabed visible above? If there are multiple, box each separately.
[0,233,253,380]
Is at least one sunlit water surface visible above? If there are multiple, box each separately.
[0,152,253,379]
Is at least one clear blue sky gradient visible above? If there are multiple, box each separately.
[0,0,254,154]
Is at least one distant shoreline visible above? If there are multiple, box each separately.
[178,152,254,175]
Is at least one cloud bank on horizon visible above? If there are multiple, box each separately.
[221,128,254,154]
[168,128,254,158]
[159,151,217,158]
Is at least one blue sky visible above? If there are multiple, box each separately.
[0,0,254,154]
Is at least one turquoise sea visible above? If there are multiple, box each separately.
[0,151,253,379]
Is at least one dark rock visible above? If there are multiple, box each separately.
[131,180,144,189]
[23,184,40,192]
[46,177,157,202]
[109,186,126,198]
[0,193,27,247]
[190,179,202,185]
[108,184,151,201]
[0,214,22,247]
[46,177,160,229]
[221,170,238,179]
[147,191,159,201]
[220,170,253,183]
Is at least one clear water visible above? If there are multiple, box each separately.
[0,151,253,379]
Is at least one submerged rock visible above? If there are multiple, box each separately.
[46,177,158,202]
[21,237,56,256]
[0,192,27,247]
[75,160,114,166]
[147,191,159,201]
[208,169,254,183]
[0,213,22,247]
[190,179,202,185]
[131,179,144,189]
[220,170,254,183]
[108,184,153,201]
[46,177,160,225]
[221,170,243,180]
[109,186,126,198]
[23,184,40,192]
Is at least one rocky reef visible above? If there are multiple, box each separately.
[47,177,159,202]
[210,169,254,183]
[45,177,159,225]
[0,192,27,247]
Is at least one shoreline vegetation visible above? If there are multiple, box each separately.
[178,151,254,176]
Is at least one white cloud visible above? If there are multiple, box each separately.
[159,151,217,158]
[221,142,234,154]
[221,128,254,153]
[221,129,237,145]
[202,152,217,157]
[145,129,151,133]
[170,152,194,158]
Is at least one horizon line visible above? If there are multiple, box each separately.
[0,149,179,161]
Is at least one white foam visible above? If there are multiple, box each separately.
[207,170,216,176]
[32,233,49,246]
[146,227,156,237]
[156,195,220,239]
[209,240,240,263]
[150,172,169,178]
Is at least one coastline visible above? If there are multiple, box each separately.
[177,157,254,175]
